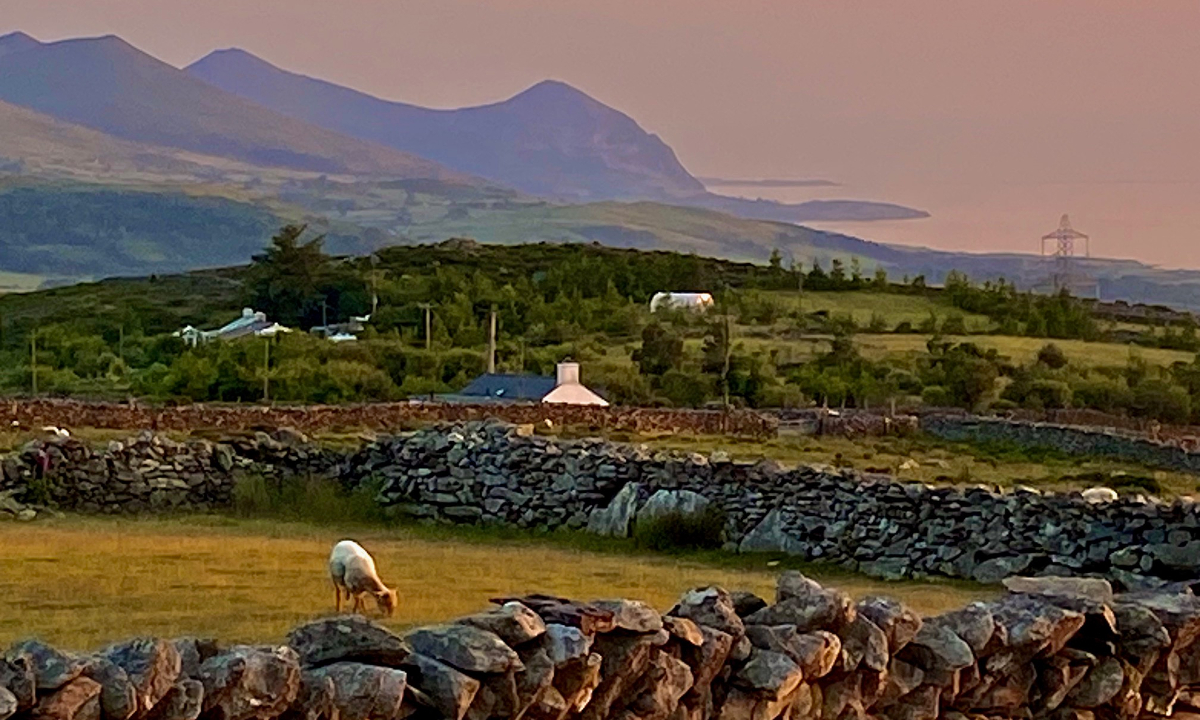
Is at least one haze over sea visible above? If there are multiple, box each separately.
[709,179,1200,271]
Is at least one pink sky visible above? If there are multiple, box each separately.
[6,1,1200,265]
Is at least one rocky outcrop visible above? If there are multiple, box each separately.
[6,573,1200,720]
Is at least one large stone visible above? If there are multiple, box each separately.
[580,634,657,720]
[879,684,938,720]
[1148,541,1200,571]
[717,687,797,720]
[101,638,181,715]
[280,672,336,720]
[491,595,615,636]
[839,615,889,673]
[8,640,87,691]
[0,688,15,720]
[553,653,602,716]
[622,653,694,720]
[457,602,547,647]
[1002,576,1114,603]
[729,592,769,618]
[143,680,204,720]
[636,489,711,524]
[1111,603,1171,675]
[586,482,641,537]
[663,616,704,647]
[30,676,101,720]
[406,625,522,674]
[198,645,301,720]
[745,595,854,634]
[1068,657,1125,708]
[0,655,35,712]
[542,625,593,665]
[309,662,408,720]
[287,616,411,669]
[733,649,803,701]
[670,587,745,638]
[80,657,137,720]
[173,640,219,681]
[591,599,664,633]
[512,650,555,720]
[682,627,734,696]
[987,595,1086,668]
[738,510,802,555]
[898,624,974,673]
[404,654,479,720]
[857,597,922,652]
[971,555,1033,584]
[927,604,999,656]
[879,658,925,706]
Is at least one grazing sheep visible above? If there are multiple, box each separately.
[1082,486,1119,503]
[328,540,398,617]
[41,426,69,438]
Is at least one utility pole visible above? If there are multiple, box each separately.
[118,325,124,365]
[418,303,432,350]
[487,306,497,375]
[321,300,328,332]
[722,313,732,410]
[262,338,270,402]
[30,330,37,396]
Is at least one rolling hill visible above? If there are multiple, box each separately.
[0,33,474,181]
[186,48,926,222]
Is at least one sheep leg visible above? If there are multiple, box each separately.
[334,583,342,613]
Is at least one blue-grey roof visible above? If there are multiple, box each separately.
[454,373,556,401]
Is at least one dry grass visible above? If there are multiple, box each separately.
[0,516,993,652]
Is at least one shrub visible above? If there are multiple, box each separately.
[1037,343,1069,369]
[633,506,727,552]
[921,385,954,407]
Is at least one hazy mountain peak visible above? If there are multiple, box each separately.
[0,31,41,58]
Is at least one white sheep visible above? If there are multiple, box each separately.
[328,540,398,617]
[1081,486,1119,503]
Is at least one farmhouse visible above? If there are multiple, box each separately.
[173,308,291,347]
[649,292,714,313]
[441,361,609,406]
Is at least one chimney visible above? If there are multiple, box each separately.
[556,361,580,387]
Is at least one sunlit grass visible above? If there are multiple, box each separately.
[0,516,993,652]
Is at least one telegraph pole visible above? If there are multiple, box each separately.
[418,303,432,350]
[30,330,37,396]
[487,306,497,375]
[263,338,270,402]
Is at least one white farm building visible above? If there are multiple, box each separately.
[649,292,714,313]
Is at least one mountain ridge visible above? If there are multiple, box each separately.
[185,48,927,223]
[0,34,478,181]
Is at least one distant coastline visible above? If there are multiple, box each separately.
[699,177,839,188]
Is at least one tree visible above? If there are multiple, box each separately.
[634,322,683,376]
[244,225,367,329]
[1037,343,1069,369]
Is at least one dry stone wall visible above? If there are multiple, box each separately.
[6,421,1200,589]
[0,429,342,519]
[920,416,1200,474]
[3,572,1200,720]
[348,423,1200,589]
[3,399,777,439]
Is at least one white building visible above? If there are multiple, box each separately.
[174,308,291,347]
[441,361,609,406]
[649,292,714,313]
[541,362,609,406]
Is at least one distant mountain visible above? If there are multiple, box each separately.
[0,33,473,180]
[186,49,927,222]
[188,50,703,201]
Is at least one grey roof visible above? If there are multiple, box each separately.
[451,373,557,402]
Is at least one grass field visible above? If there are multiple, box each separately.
[0,270,44,294]
[767,291,992,332]
[0,516,992,651]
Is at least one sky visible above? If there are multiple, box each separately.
[5,1,1200,266]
